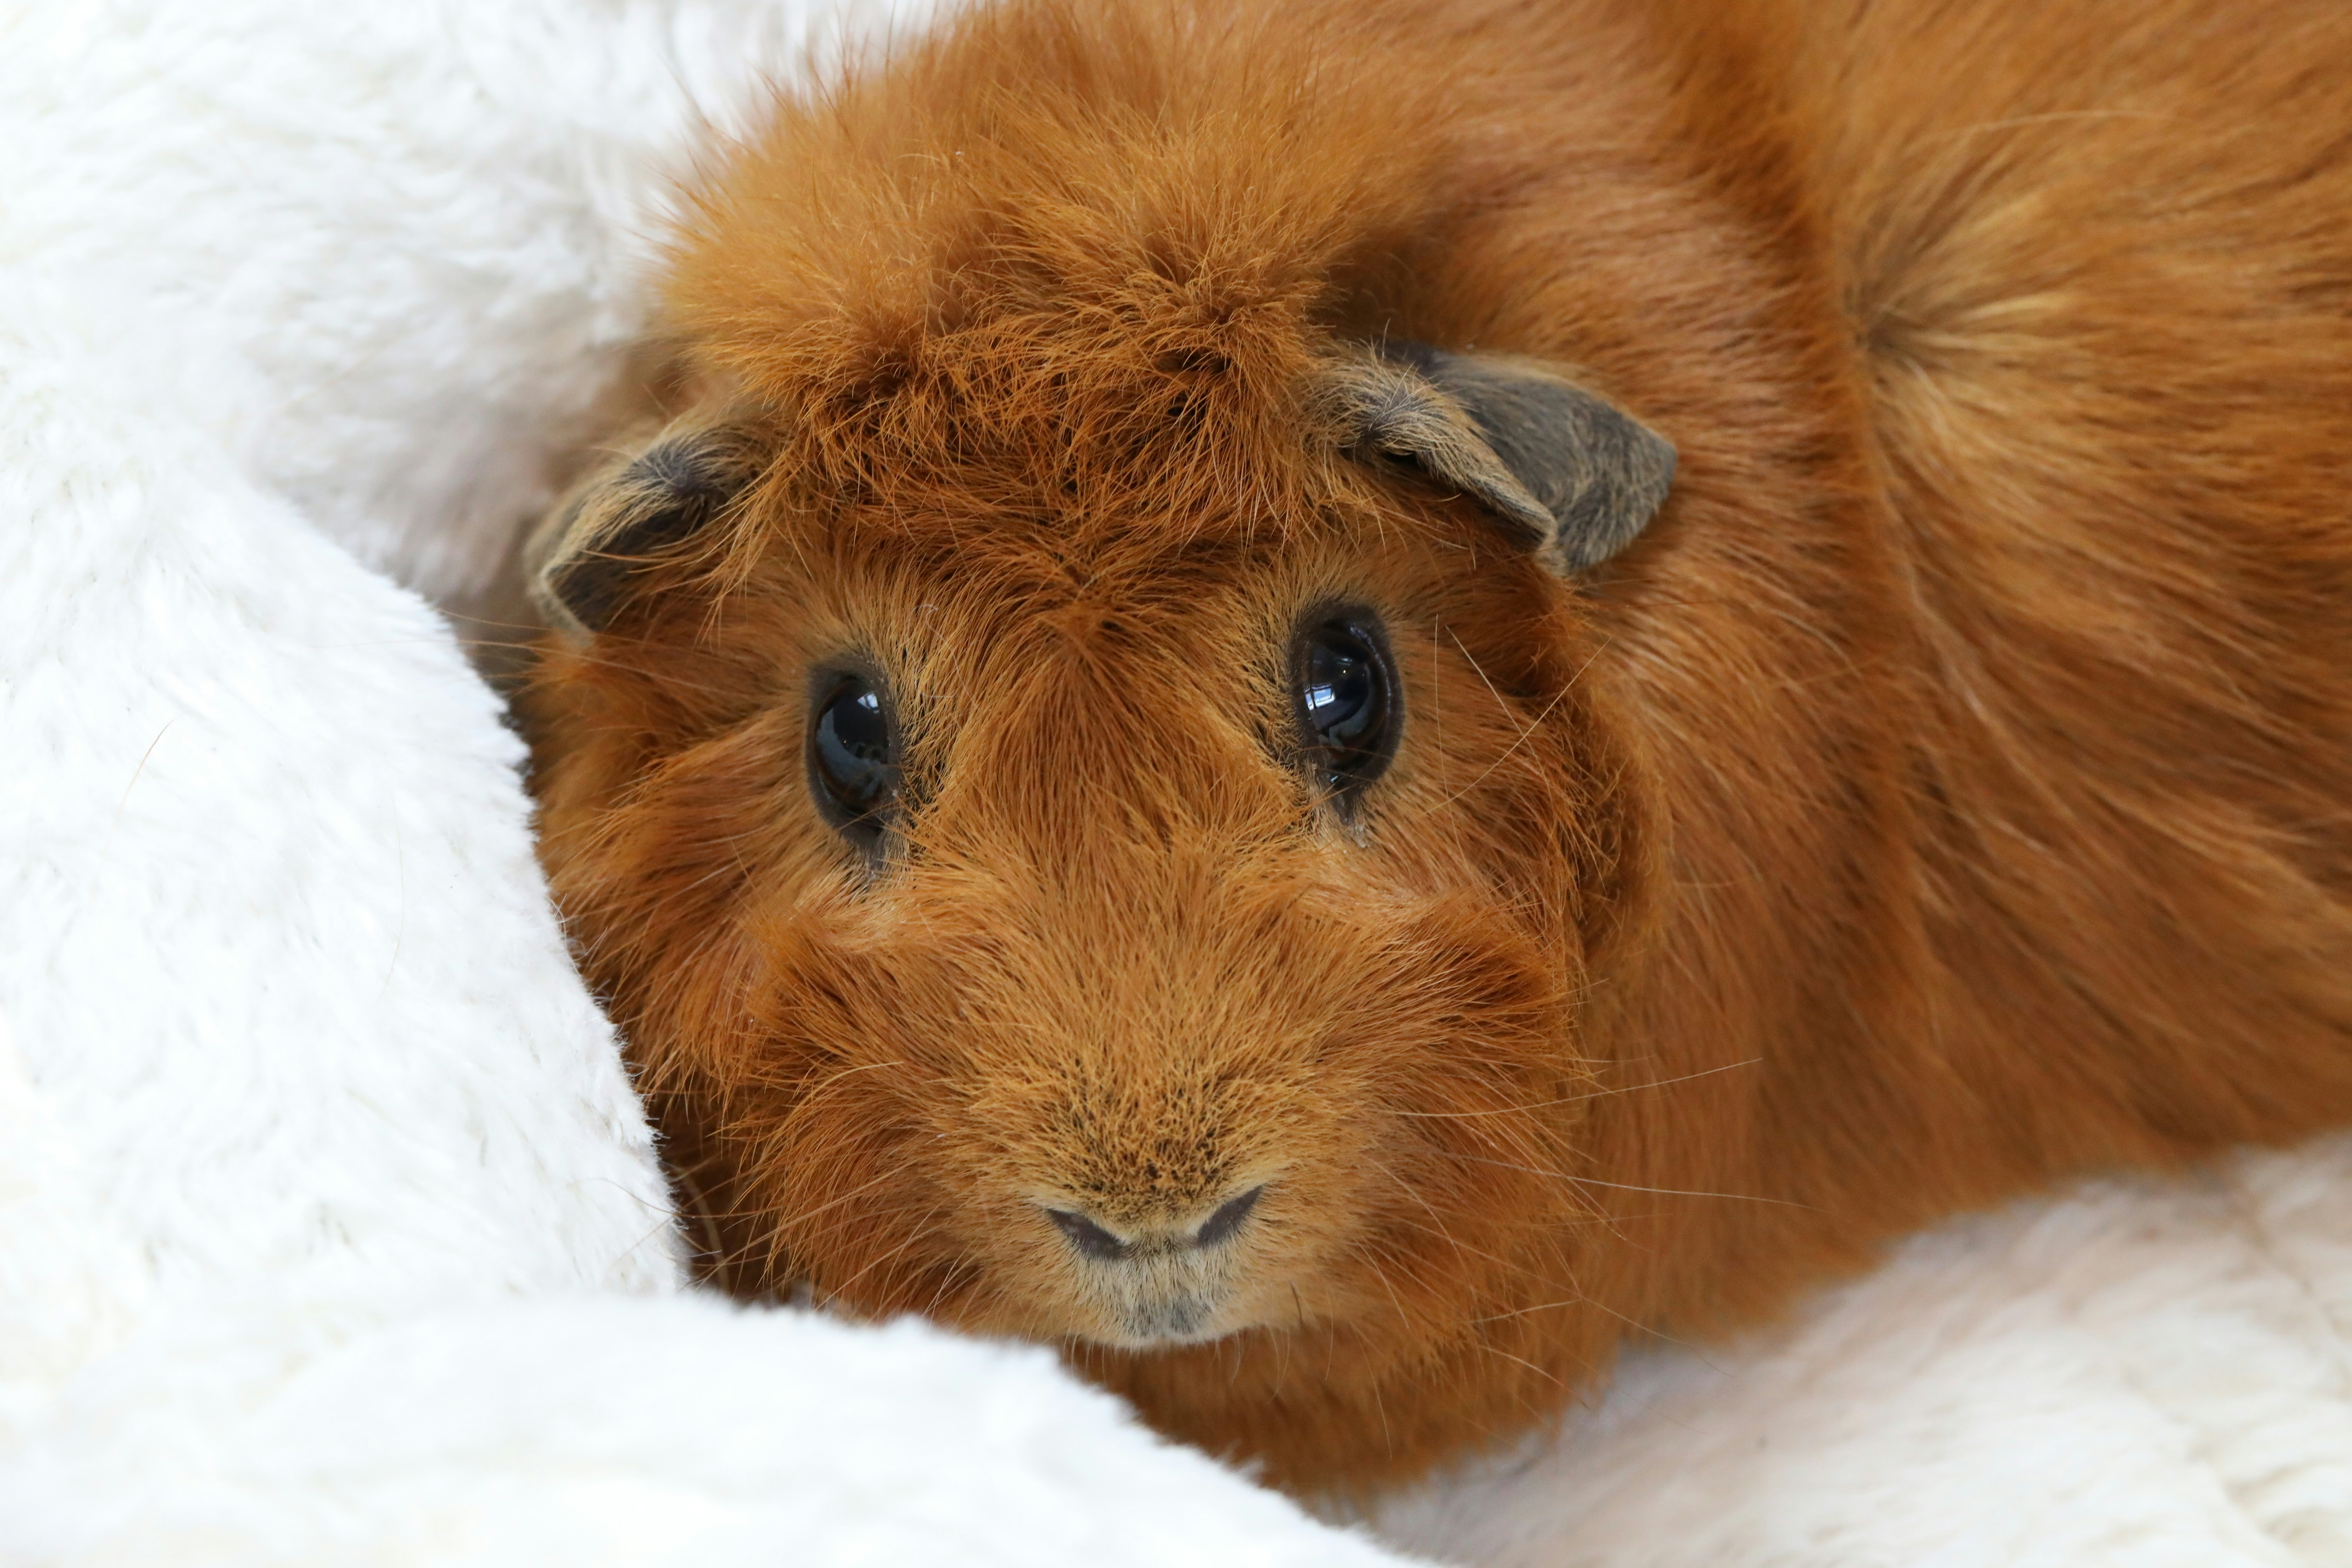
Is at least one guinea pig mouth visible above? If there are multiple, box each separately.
[1077,1262,1246,1348]
[1102,1288,1226,1346]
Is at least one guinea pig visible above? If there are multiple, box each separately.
[520,0,2352,1497]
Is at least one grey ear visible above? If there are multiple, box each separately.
[526,420,764,640]
[1321,339,1676,573]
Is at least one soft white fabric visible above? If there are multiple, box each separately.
[2,2,2348,1564]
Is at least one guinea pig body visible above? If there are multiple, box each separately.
[523,0,2352,1496]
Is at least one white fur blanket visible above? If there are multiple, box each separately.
[3,4,2347,1563]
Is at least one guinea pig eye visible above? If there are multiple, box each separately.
[1292,614,1398,806]
[808,673,900,852]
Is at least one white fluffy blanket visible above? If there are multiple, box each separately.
[3,4,2347,1563]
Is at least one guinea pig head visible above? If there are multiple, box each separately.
[523,327,1672,1388]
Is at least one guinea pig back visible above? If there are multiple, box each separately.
[522,0,2352,1496]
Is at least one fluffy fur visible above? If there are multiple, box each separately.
[526,0,2352,1497]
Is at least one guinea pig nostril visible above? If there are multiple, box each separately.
[1194,1186,1264,1248]
[1045,1206,1130,1261]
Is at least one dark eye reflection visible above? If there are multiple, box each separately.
[1293,615,1398,805]
[809,673,900,851]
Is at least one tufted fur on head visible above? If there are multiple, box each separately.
[523,0,2352,1498]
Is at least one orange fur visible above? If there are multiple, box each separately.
[523,0,2352,1497]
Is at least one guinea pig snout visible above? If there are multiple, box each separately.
[1035,1186,1270,1345]
[1044,1185,1263,1261]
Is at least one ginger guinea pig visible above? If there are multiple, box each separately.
[522,0,2352,1496]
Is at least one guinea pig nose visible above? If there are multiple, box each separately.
[1044,1206,1132,1262]
[1194,1186,1264,1248]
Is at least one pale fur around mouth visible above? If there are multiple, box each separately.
[1067,1248,1255,1348]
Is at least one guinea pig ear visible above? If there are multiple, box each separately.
[1320,339,1676,573]
[525,418,766,640]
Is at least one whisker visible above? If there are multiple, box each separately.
[1432,639,1611,810]
[1423,1147,1814,1209]
[824,1202,951,1301]
[1449,629,1531,740]
[1373,1210,1555,1283]
[766,1166,915,1231]
[1392,1058,1762,1118]
[1463,1338,1568,1392]
[1363,1156,1555,1284]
